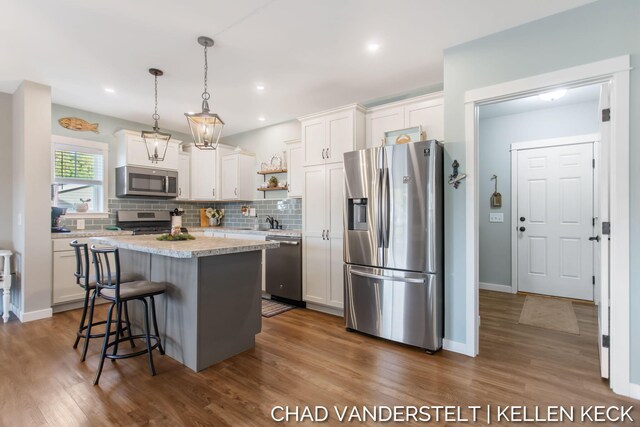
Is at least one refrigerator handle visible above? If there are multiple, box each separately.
[350,269,426,284]
[381,167,390,248]
[376,167,384,247]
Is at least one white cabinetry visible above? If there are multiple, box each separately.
[285,140,303,198]
[302,164,344,308]
[300,105,366,167]
[365,93,444,147]
[220,152,256,201]
[52,238,91,305]
[187,143,233,200]
[114,130,181,170]
[177,152,190,200]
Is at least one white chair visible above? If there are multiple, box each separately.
[0,250,12,323]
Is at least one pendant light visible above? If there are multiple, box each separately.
[185,36,225,150]
[141,68,172,163]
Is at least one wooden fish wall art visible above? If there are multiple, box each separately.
[58,117,100,133]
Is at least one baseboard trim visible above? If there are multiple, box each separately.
[20,307,53,323]
[305,302,344,317]
[443,338,475,356]
[480,282,513,293]
[629,382,640,400]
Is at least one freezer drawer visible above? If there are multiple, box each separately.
[344,264,443,352]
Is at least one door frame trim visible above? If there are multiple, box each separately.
[510,134,599,296]
[463,55,630,397]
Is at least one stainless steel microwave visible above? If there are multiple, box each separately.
[116,165,178,198]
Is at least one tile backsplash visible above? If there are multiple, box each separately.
[62,198,302,231]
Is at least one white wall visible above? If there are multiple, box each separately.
[12,81,53,319]
[478,100,599,289]
[0,92,12,249]
[221,120,301,200]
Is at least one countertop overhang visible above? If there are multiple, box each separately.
[90,235,279,258]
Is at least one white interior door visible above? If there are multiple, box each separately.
[516,142,594,301]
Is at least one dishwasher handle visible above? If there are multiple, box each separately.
[267,240,300,246]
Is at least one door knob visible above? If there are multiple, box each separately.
[520,217,525,222]
[589,236,601,242]
[519,226,526,232]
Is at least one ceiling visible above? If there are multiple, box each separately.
[0,0,595,136]
[478,84,601,119]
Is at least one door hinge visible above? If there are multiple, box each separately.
[602,334,610,348]
[592,158,596,168]
[602,221,611,235]
[592,275,595,285]
[602,108,611,122]
[592,217,596,227]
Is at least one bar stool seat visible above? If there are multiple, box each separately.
[100,281,166,300]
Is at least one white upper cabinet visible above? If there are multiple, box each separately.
[114,129,180,170]
[177,152,190,200]
[187,143,234,201]
[299,105,366,167]
[365,93,444,148]
[220,151,255,201]
[285,139,303,198]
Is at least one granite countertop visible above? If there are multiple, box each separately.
[192,226,302,237]
[51,230,134,239]
[90,235,280,259]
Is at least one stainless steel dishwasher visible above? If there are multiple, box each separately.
[265,235,304,306]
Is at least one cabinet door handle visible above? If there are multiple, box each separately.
[212,188,215,197]
[234,188,237,196]
[179,188,182,196]
[326,148,330,159]
[322,148,326,159]
[322,230,326,240]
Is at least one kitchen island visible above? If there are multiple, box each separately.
[90,235,279,372]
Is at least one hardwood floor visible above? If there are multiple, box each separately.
[0,291,634,426]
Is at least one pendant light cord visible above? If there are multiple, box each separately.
[202,44,210,101]
[153,74,160,128]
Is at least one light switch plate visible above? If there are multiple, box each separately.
[249,208,257,217]
[76,219,85,230]
[489,213,504,223]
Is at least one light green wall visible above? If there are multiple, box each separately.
[443,0,639,382]
[479,100,599,287]
[51,104,192,144]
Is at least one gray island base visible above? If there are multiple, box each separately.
[91,235,279,372]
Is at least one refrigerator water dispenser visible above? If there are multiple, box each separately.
[348,198,368,231]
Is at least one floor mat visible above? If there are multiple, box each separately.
[518,295,580,334]
[262,299,296,318]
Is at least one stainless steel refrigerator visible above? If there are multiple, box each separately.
[343,140,443,352]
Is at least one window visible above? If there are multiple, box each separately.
[51,136,108,216]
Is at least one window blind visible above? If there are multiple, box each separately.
[54,146,104,186]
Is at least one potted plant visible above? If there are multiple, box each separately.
[205,207,224,226]
[268,176,279,188]
[74,198,91,213]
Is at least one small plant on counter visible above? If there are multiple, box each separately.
[156,233,195,241]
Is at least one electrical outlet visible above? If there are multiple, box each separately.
[249,208,257,217]
[76,219,85,230]
[489,213,504,223]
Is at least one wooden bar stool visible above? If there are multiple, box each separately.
[90,245,166,385]
[0,250,12,323]
[70,241,141,361]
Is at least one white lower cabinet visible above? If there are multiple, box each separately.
[52,238,91,305]
[302,163,344,310]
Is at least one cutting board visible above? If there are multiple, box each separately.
[199,209,210,227]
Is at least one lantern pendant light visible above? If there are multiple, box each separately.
[185,36,225,150]
[141,68,172,163]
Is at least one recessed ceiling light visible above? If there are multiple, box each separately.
[258,117,266,122]
[538,89,567,101]
[256,85,265,91]
[104,87,115,93]
[367,43,380,52]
